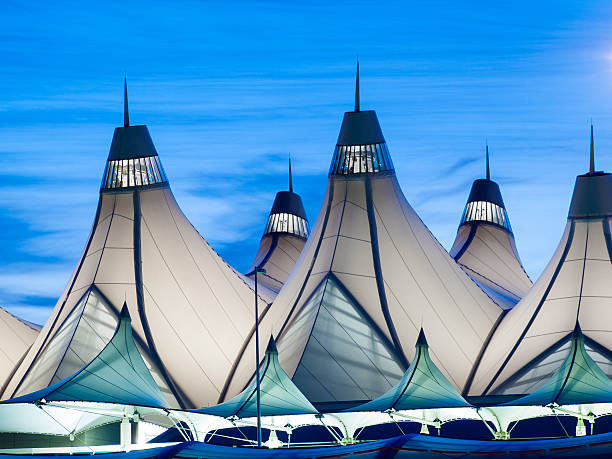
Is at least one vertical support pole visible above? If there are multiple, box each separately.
[254,267,262,447]
[120,417,132,450]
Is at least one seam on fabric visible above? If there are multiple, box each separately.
[575,223,590,322]
[365,176,408,369]
[493,332,572,396]
[277,179,336,339]
[328,273,403,386]
[483,221,576,394]
[463,308,509,395]
[133,190,189,408]
[453,223,478,261]
[553,335,579,404]
[8,195,111,398]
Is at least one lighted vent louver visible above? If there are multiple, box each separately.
[330,142,394,175]
[102,156,167,189]
[460,200,511,230]
[264,212,309,238]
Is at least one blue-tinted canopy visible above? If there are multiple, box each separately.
[348,329,472,411]
[197,338,317,418]
[504,323,612,406]
[4,304,169,409]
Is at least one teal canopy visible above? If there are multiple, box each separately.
[4,304,169,409]
[348,329,472,411]
[504,323,612,406]
[198,338,318,418]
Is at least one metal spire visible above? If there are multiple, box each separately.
[124,77,130,127]
[288,154,293,193]
[486,144,490,180]
[590,123,595,174]
[354,61,360,112]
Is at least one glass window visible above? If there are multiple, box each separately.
[265,212,309,238]
[461,200,511,230]
[461,201,511,231]
[330,142,394,175]
[101,156,168,190]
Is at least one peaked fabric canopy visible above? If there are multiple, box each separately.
[4,305,169,409]
[225,71,502,405]
[504,324,612,406]
[470,146,612,396]
[197,338,317,418]
[450,155,532,310]
[246,161,309,293]
[348,329,472,411]
[3,86,276,409]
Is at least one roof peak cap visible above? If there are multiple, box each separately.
[124,77,129,127]
[266,336,278,354]
[288,154,293,193]
[354,61,360,112]
[486,143,490,180]
[416,328,428,347]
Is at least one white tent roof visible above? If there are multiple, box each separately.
[223,70,503,405]
[2,85,275,409]
[469,134,612,396]
[0,307,39,393]
[246,161,309,293]
[450,151,531,310]
[246,234,306,293]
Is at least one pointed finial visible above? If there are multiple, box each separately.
[124,77,130,127]
[486,144,490,180]
[590,123,595,174]
[354,61,360,112]
[572,320,583,338]
[416,328,428,347]
[266,336,278,354]
[288,154,293,193]
[120,301,130,320]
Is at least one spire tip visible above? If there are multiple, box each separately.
[288,154,293,193]
[354,61,360,112]
[416,328,428,346]
[123,77,129,128]
[486,144,490,180]
[590,123,595,174]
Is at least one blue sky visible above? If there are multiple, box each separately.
[1,0,612,324]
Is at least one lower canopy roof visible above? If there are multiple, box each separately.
[2,304,169,410]
[504,323,612,407]
[347,329,472,412]
[196,337,317,418]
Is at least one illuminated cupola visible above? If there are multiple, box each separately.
[223,63,502,407]
[470,125,612,397]
[247,158,309,292]
[101,79,167,189]
[450,145,532,309]
[329,64,393,176]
